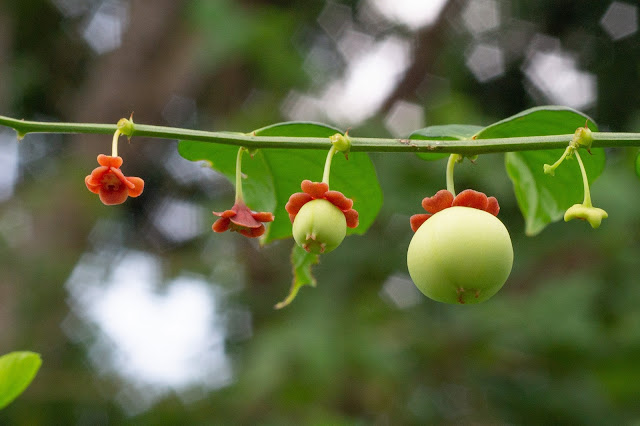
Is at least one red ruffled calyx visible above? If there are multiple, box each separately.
[285,180,358,228]
[410,189,500,232]
[212,200,274,238]
[85,154,144,205]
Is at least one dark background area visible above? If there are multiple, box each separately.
[1,0,640,424]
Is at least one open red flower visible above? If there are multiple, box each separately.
[410,189,500,232]
[85,154,144,205]
[212,200,274,238]
[285,180,358,228]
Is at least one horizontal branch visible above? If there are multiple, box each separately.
[2,114,640,155]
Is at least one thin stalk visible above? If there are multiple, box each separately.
[446,154,459,196]
[322,145,337,185]
[235,147,246,203]
[543,145,573,175]
[3,115,640,155]
[574,149,592,207]
[111,129,121,157]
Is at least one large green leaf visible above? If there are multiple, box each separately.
[0,351,42,409]
[475,106,596,139]
[410,124,484,161]
[178,122,383,244]
[475,106,602,236]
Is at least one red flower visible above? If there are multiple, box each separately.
[410,189,500,232]
[85,154,144,205]
[212,200,274,238]
[285,180,358,228]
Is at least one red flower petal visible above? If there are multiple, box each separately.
[229,201,263,229]
[212,201,273,238]
[252,211,274,222]
[452,189,488,211]
[90,166,109,182]
[410,213,432,232]
[344,209,359,228]
[285,192,313,215]
[237,224,265,238]
[87,156,144,205]
[301,180,328,199]
[411,188,501,231]
[98,185,129,205]
[422,189,454,214]
[212,217,231,233]
[127,177,145,198]
[108,167,136,190]
[213,209,236,218]
[325,190,353,211]
[97,154,123,168]
[486,196,500,216]
[85,175,101,194]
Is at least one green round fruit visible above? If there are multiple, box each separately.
[407,206,513,304]
[293,199,346,254]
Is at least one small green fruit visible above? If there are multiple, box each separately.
[407,206,513,304]
[293,199,346,254]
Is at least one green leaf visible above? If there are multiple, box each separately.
[410,124,484,161]
[274,244,319,309]
[474,105,596,139]
[251,121,341,138]
[635,152,640,179]
[0,351,42,409]
[475,106,602,236]
[178,122,383,244]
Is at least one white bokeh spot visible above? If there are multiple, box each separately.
[600,1,638,41]
[465,43,505,82]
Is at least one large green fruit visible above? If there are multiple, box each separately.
[293,199,346,254]
[407,206,513,304]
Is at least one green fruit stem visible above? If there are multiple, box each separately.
[111,128,121,157]
[322,145,337,185]
[446,153,460,196]
[235,147,246,202]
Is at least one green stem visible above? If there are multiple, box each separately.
[322,145,337,185]
[446,154,459,196]
[235,147,246,203]
[573,149,592,207]
[3,115,640,155]
[111,129,121,157]
[543,145,573,175]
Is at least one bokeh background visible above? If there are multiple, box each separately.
[1,0,640,424]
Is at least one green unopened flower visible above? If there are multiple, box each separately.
[564,204,608,228]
